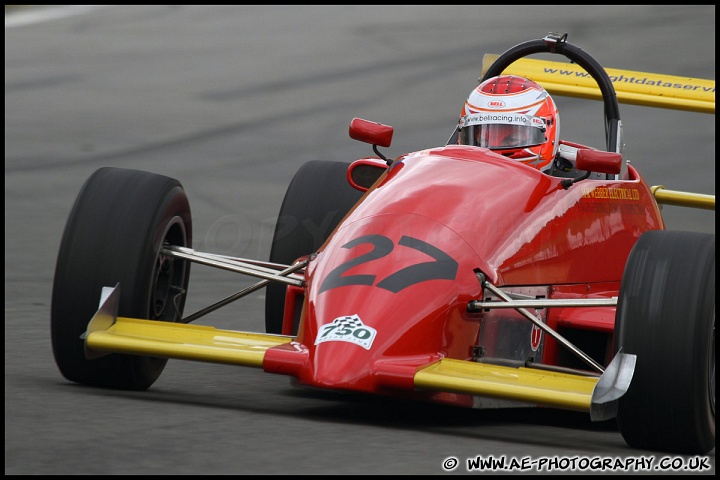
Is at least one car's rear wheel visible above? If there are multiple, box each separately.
[51,167,192,390]
[614,230,715,454]
[265,160,363,334]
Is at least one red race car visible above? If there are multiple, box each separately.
[51,33,715,455]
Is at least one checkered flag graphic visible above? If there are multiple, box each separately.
[332,315,363,329]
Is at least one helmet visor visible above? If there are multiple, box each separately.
[458,113,546,150]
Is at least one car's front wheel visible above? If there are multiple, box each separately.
[51,167,192,390]
[614,230,714,454]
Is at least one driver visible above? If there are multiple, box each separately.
[457,75,560,172]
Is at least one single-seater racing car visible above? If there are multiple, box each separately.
[51,32,715,455]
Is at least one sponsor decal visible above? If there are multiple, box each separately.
[578,187,644,215]
[315,314,377,350]
[461,113,544,128]
[530,116,545,128]
[580,186,640,200]
[530,324,542,352]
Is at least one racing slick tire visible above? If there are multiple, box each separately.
[614,230,715,454]
[265,160,363,334]
[51,167,192,391]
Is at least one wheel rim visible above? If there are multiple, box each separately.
[151,216,188,322]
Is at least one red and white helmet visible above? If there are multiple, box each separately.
[458,75,559,170]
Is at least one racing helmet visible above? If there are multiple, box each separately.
[458,75,559,170]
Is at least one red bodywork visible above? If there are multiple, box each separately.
[263,145,664,405]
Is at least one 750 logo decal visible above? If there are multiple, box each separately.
[318,234,458,293]
[315,314,377,349]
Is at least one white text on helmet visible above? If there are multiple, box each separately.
[459,113,546,129]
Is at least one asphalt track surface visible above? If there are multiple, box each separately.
[5,5,715,475]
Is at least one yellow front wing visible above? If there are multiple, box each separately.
[85,316,292,367]
[414,358,598,412]
[83,284,632,420]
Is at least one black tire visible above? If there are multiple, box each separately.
[265,160,363,334]
[51,167,192,390]
[614,230,715,454]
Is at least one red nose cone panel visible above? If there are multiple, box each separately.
[290,214,483,392]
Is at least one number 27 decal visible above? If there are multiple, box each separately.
[318,234,458,294]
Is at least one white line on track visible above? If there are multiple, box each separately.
[5,5,114,28]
